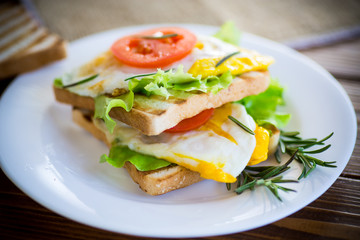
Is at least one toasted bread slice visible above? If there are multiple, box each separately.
[0,1,67,79]
[55,70,270,135]
[72,108,203,195]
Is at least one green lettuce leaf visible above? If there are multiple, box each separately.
[213,21,241,46]
[94,66,232,133]
[53,78,63,88]
[94,91,134,133]
[100,145,171,171]
[237,78,291,128]
[129,65,233,99]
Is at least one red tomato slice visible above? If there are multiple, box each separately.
[111,27,197,68]
[165,108,215,133]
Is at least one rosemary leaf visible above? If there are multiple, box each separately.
[266,185,282,201]
[124,69,171,81]
[304,162,316,178]
[298,166,307,180]
[228,115,255,135]
[275,145,282,163]
[252,166,277,178]
[271,179,298,184]
[245,165,276,172]
[302,144,331,154]
[235,180,257,194]
[280,131,300,137]
[276,185,297,193]
[215,51,240,67]
[237,175,242,188]
[304,155,337,167]
[297,153,313,169]
[262,150,297,179]
[281,139,318,144]
[279,139,286,153]
[242,171,253,186]
[318,132,334,143]
[141,33,178,39]
[63,74,99,88]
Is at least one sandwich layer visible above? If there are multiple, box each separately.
[72,105,280,195]
[72,108,203,195]
[55,70,270,135]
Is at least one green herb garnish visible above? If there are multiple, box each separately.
[228,115,255,135]
[247,149,298,179]
[141,33,178,39]
[236,177,297,202]
[277,131,336,180]
[124,69,172,81]
[227,130,335,201]
[62,74,99,89]
[215,51,240,68]
[227,150,299,201]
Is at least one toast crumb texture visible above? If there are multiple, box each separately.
[72,108,203,195]
[56,70,270,135]
[0,1,67,79]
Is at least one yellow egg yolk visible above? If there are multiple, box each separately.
[247,125,270,166]
[194,41,204,49]
[173,153,237,183]
[199,103,237,145]
[187,54,274,78]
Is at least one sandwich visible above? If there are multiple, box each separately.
[53,23,286,195]
[0,1,67,79]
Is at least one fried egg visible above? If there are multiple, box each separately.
[94,103,269,183]
[61,35,273,98]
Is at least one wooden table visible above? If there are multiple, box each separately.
[1,36,360,240]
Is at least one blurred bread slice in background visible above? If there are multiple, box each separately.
[0,0,66,79]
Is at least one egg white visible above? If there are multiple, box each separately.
[94,103,256,182]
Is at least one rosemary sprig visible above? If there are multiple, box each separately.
[215,51,240,67]
[228,115,255,135]
[249,149,298,179]
[277,131,336,180]
[235,177,297,202]
[140,33,178,39]
[228,130,335,201]
[124,69,171,81]
[228,150,299,201]
[62,74,99,88]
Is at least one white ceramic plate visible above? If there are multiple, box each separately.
[0,24,357,238]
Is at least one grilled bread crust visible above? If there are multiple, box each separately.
[0,2,67,79]
[72,108,203,196]
[55,70,270,136]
